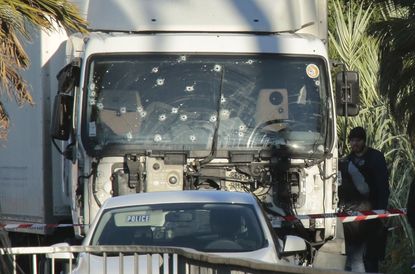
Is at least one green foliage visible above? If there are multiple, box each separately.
[329,0,415,272]
[369,0,415,144]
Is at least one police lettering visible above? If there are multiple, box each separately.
[127,215,150,222]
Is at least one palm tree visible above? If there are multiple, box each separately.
[369,0,415,146]
[0,0,87,139]
[330,1,415,272]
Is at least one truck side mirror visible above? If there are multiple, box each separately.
[51,93,73,140]
[335,71,360,116]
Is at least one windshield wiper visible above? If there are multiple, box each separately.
[198,66,224,166]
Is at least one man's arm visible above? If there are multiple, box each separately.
[372,150,390,209]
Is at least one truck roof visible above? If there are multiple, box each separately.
[101,190,259,209]
[76,0,327,42]
[79,32,328,58]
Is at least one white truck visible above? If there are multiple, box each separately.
[0,0,359,268]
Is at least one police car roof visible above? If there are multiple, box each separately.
[102,190,258,209]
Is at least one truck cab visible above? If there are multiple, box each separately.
[50,0,349,265]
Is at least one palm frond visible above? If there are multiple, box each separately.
[330,0,415,268]
[5,0,87,33]
[370,2,415,143]
[0,0,88,138]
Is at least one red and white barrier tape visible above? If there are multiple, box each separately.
[269,208,407,225]
[0,209,407,230]
[337,208,407,223]
[0,223,85,230]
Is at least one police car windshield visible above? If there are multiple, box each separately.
[90,203,266,253]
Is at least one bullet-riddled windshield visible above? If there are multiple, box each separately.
[82,54,331,156]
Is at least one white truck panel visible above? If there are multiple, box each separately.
[72,0,327,43]
[86,0,317,33]
[0,28,70,226]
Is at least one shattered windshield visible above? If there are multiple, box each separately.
[82,54,331,156]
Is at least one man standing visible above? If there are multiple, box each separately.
[339,126,390,272]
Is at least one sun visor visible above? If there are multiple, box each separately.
[85,0,320,34]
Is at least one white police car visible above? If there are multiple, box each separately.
[71,191,306,273]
